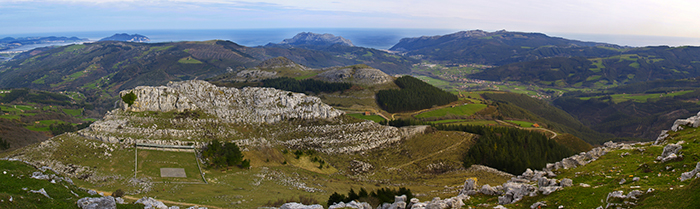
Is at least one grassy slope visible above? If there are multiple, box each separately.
[467,125,700,208]
[0,160,99,209]
[0,128,513,208]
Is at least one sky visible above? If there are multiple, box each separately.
[1,0,700,42]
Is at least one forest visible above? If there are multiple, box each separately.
[260,77,352,94]
[376,76,458,113]
[435,124,575,174]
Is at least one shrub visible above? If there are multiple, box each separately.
[111,189,124,198]
[121,92,137,107]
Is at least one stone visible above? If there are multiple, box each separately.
[480,184,501,196]
[349,160,374,175]
[656,143,682,162]
[653,130,670,145]
[135,197,169,209]
[498,182,536,205]
[279,202,324,209]
[115,197,125,204]
[559,178,573,187]
[619,178,626,185]
[76,196,117,209]
[633,177,640,182]
[30,188,51,199]
[460,178,478,195]
[530,201,547,209]
[539,186,561,195]
[680,162,700,181]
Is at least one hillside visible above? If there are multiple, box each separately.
[0,89,94,153]
[390,30,625,65]
[1,80,517,208]
[470,46,700,88]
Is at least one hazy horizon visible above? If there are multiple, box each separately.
[2,28,700,50]
[2,0,700,45]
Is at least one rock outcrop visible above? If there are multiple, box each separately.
[118,80,343,124]
[681,162,700,181]
[77,196,117,209]
[316,66,393,85]
[656,142,682,162]
[279,202,324,209]
[328,200,372,209]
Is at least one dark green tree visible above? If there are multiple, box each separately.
[121,92,137,107]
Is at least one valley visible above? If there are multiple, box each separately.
[1,30,700,208]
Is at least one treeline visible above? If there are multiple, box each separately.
[201,140,250,169]
[328,187,413,207]
[376,76,458,113]
[0,89,73,105]
[49,122,93,136]
[260,77,352,94]
[434,124,575,175]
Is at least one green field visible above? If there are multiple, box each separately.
[347,113,386,123]
[580,90,694,103]
[62,108,82,116]
[414,75,452,89]
[506,120,534,127]
[415,104,487,119]
[137,149,204,183]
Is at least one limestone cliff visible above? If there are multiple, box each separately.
[118,80,343,123]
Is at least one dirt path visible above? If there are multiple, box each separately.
[93,190,222,209]
[393,133,474,169]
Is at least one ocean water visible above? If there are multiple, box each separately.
[2,29,699,52]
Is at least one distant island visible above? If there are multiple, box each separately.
[0,36,88,51]
[268,32,354,47]
[99,33,150,42]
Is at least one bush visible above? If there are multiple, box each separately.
[121,92,137,107]
[49,123,77,136]
[111,189,124,198]
[0,137,9,150]
[201,140,245,168]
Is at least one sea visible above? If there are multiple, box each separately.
[2,28,700,52]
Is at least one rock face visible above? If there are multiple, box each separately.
[118,80,343,124]
[278,32,354,47]
[671,112,700,131]
[77,196,117,209]
[316,67,393,85]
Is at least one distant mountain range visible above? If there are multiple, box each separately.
[99,33,150,42]
[0,36,88,51]
[390,29,627,65]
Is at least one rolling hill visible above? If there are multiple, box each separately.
[389,29,625,65]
